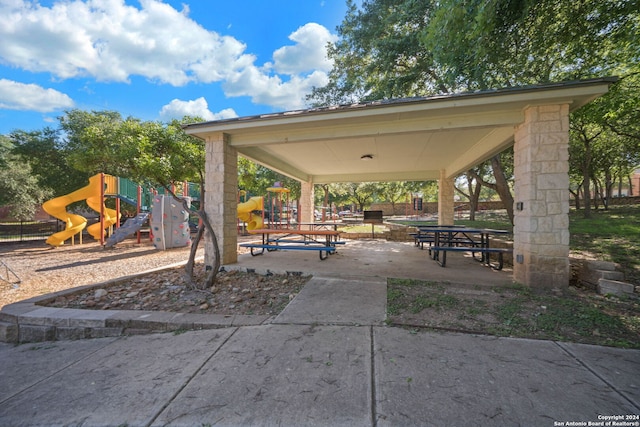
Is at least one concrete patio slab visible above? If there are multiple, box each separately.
[0,338,118,403]
[0,329,235,426]
[227,239,515,288]
[274,276,387,326]
[557,341,640,406]
[373,327,639,426]
[152,324,372,426]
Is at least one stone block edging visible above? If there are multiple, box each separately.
[0,262,271,344]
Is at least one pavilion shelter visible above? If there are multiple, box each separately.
[184,78,616,289]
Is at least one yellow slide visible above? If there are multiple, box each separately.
[42,174,119,247]
[237,196,264,230]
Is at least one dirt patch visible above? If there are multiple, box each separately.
[387,279,640,348]
[41,263,310,316]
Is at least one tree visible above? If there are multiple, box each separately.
[309,0,446,107]
[422,0,639,90]
[423,0,639,216]
[54,110,222,288]
[116,117,221,289]
[9,127,88,197]
[466,150,515,224]
[238,158,301,199]
[341,182,378,212]
[569,72,640,217]
[456,170,484,221]
[315,183,353,217]
[310,0,639,218]
[377,182,405,214]
[59,109,130,177]
[0,136,51,220]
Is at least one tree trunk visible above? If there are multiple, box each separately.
[569,188,581,210]
[466,173,479,221]
[617,174,623,198]
[604,170,612,209]
[490,156,514,226]
[582,139,593,218]
[180,197,220,290]
[592,175,601,210]
[322,184,329,221]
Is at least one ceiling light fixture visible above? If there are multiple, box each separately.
[360,154,374,160]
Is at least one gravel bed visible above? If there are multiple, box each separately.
[0,240,202,309]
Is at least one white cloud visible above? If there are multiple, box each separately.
[0,79,74,112]
[0,1,338,114]
[223,67,329,110]
[159,98,237,122]
[222,23,336,110]
[271,23,337,74]
[0,0,253,86]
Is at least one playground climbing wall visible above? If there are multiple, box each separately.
[151,195,191,250]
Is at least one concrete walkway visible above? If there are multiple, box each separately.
[1,240,639,425]
[1,273,639,426]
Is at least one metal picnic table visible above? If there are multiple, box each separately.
[416,226,511,270]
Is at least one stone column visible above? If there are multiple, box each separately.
[438,170,455,225]
[205,132,238,266]
[299,181,314,223]
[513,104,570,289]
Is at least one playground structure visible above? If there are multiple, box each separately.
[42,174,119,247]
[265,184,292,228]
[150,195,192,250]
[42,173,200,248]
[237,195,264,231]
[237,183,294,232]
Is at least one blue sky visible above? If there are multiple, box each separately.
[0,0,354,135]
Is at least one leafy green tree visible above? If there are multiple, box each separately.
[570,72,640,217]
[115,117,221,289]
[311,0,639,219]
[377,181,413,214]
[0,136,51,220]
[422,0,638,89]
[373,181,439,215]
[315,183,353,218]
[603,73,640,145]
[59,109,130,176]
[309,0,445,106]
[9,127,88,196]
[339,182,378,212]
[238,158,300,198]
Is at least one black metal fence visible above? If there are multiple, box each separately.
[0,221,60,243]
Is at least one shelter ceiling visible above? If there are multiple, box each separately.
[185,79,615,183]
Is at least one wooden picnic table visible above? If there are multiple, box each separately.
[241,228,343,260]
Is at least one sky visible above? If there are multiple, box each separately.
[0,0,355,135]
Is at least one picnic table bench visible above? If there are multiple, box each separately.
[421,227,512,270]
[411,225,468,249]
[241,228,343,260]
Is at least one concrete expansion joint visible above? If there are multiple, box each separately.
[554,341,640,413]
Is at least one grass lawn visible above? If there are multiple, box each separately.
[569,205,640,284]
[386,204,640,348]
[387,279,640,348]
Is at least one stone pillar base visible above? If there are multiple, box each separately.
[513,105,570,288]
